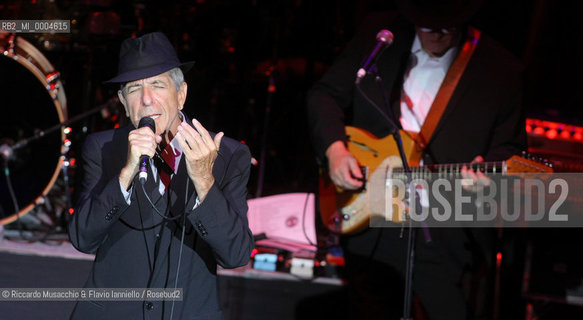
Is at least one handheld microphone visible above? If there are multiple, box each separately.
[138,117,156,184]
[355,29,394,84]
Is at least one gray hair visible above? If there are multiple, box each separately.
[119,67,184,98]
[167,67,185,91]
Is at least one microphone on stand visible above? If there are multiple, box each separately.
[355,29,394,84]
[137,117,156,184]
[0,143,14,161]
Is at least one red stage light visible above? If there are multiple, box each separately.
[533,127,545,135]
[545,129,558,139]
[560,130,571,139]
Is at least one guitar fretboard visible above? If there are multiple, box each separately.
[392,161,506,180]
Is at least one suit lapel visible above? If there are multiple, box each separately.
[423,34,481,146]
[168,159,189,216]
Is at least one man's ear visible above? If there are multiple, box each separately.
[118,90,130,117]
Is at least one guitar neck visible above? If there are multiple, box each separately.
[393,161,507,179]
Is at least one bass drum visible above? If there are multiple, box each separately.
[0,34,68,225]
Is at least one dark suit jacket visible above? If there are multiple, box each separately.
[307,12,526,164]
[68,118,254,320]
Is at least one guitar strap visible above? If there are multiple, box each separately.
[413,27,481,151]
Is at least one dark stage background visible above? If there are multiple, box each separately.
[1,1,583,319]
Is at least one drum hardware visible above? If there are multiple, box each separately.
[46,71,60,84]
[1,124,71,241]
[60,132,73,224]
[2,33,16,55]
[2,157,69,243]
[0,34,68,228]
[1,96,119,242]
[46,71,61,99]
[0,33,73,236]
[1,96,118,212]
[0,33,117,237]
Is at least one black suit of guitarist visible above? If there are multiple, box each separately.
[306,8,526,320]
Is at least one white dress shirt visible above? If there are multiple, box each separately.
[399,35,459,132]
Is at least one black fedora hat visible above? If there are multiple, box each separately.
[105,32,194,83]
[395,0,484,29]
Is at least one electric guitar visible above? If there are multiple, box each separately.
[318,126,554,234]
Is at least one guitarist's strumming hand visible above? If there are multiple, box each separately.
[460,155,491,193]
[326,141,364,190]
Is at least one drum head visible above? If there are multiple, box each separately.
[0,36,66,224]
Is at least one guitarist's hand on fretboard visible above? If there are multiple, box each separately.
[326,141,364,190]
[460,155,491,193]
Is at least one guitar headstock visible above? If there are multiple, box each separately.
[506,155,554,174]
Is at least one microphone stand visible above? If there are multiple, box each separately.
[9,97,119,152]
[254,68,275,198]
[2,97,119,233]
[354,65,430,320]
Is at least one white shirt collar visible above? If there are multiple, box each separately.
[166,110,188,154]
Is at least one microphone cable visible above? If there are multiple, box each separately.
[169,180,188,320]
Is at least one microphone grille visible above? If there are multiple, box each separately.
[376,29,394,45]
[138,116,156,133]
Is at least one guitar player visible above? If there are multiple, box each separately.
[306,0,526,319]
